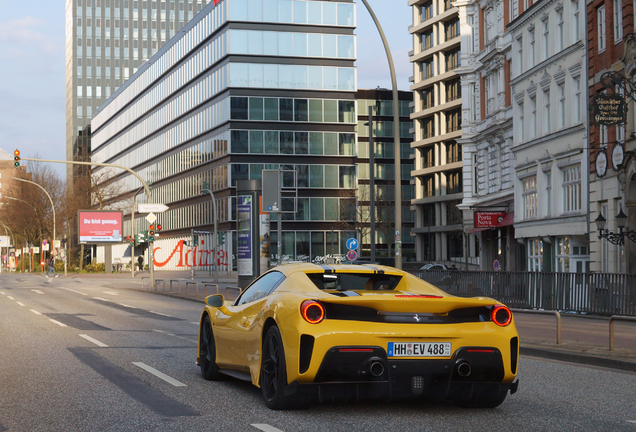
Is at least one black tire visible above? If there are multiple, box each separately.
[260,326,306,410]
[199,316,221,381]
[455,386,507,408]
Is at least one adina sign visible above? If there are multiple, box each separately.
[591,93,628,126]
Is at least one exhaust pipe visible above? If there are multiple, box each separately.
[457,362,471,377]
[367,358,385,377]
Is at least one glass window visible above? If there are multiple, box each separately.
[248,31,263,54]
[324,100,337,123]
[279,99,294,121]
[338,100,355,123]
[308,1,322,24]
[263,0,278,22]
[230,63,249,87]
[296,165,309,187]
[294,99,308,121]
[247,0,263,21]
[231,97,248,120]
[308,34,322,57]
[310,198,324,220]
[235,271,285,305]
[279,65,293,88]
[323,2,337,25]
[324,67,338,90]
[295,132,308,154]
[264,98,278,120]
[339,133,355,156]
[324,132,338,155]
[325,198,339,220]
[250,131,264,153]
[278,32,293,56]
[309,99,323,122]
[264,64,279,88]
[338,68,355,91]
[232,130,249,153]
[265,131,279,153]
[323,34,337,57]
[325,166,338,188]
[293,0,307,23]
[249,97,264,120]
[230,30,248,53]
[310,132,323,155]
[338,35,354,58]
[293,33,307,56]
[293,66,308,89]
[310,164,324,187]
[279,0,293,23]
[308,67,323,90]
[337,3,354,26]
[249,63,264,87]
[340,166,355,188]
[250,164,264,181]
[263,32,278,55]
[280,131,294,154]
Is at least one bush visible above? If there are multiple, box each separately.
[84,262,105,273]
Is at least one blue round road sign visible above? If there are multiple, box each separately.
[493,259,500,271]
[347,250,357,261]
[346,238,358,250]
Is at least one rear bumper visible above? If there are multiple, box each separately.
[286,345,518,402]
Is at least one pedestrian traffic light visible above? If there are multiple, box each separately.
[13,150,20,167]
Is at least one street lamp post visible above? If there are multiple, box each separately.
[131,186,145,278]
[359,0,402,269]
[594,206,636,246]
[13,178,56,265]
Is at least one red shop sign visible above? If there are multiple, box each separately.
[474,211,506,228]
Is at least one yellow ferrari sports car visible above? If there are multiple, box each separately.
[197,263,519,409]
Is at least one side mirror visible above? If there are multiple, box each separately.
[205,294,225,308]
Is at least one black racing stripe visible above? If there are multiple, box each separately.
[68,347,199,417]
[320,265,335,274]
[44,314,111,331]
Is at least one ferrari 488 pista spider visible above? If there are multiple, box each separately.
[197,264,519,409]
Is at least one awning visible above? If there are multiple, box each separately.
[469,212,514,233]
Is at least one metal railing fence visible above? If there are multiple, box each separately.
[407,270,636,317]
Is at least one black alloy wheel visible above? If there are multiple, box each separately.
[200,316,221,381]
[260,326,306,410]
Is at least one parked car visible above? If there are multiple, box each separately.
[420,263,449,271]
[197,263,519,409]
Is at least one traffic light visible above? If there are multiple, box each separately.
[193,235,199,246]
[218,231,226,245]
[13,150,20,167]
[149,225,155,242]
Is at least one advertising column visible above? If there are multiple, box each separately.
[237,180,262,289]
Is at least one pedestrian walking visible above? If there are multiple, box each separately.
[46,256,58,278]
[137,255,144,271]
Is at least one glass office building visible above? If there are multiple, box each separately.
[91,0,358,270]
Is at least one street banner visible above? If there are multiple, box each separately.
[78,210,123,243]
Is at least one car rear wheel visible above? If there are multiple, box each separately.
[260,326,306,410]
[200,316,221,381]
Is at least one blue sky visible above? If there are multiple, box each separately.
[0,0,413,179]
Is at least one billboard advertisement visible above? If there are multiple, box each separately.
[474,211,506,228]
[78,210,123,243]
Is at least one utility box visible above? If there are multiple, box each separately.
[237,180,262,289]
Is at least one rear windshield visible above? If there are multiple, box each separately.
[307,273,402,292]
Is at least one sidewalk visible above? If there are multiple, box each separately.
[61,271,636,373]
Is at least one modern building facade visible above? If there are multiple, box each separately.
[508,0,589,272]
[409,0,467,267]
[587,0,636,274]
[90,0,359,270]
[356,88,415,263]
[65,0,211,186]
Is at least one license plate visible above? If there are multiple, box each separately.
[387,342,451,357]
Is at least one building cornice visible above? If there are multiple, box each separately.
[511,123,586,153]
[510,41,584,86]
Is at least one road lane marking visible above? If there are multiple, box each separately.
[31,290,44,294]
[49,319,68,327]
[132,362,187,387]
[252,425,285,432]
[103,291,119,296]
[93,297,110,302]
[0,292,5,295]
[627,420,636,424]
[7,296,14,300]
[61,287,88,296]
[190,322,199,325]
[149,311,173,317]
[30,309,42,315]
[79,334,109,347]
[153,329,197,344]
[16,302,25,307]
[119,304,136,308]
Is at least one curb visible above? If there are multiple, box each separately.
[520,346,636,372]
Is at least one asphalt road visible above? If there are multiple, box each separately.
[1,274,635,432]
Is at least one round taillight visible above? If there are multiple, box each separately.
[301,300,325,324]
[491,305,512,327]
